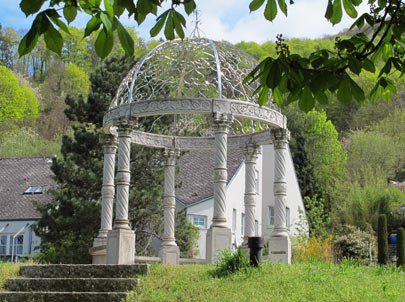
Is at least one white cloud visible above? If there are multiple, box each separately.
[194,0,369,43]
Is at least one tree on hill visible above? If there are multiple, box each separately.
[0,24,18,70]
[34,54,198,263]
[0,65,39,124]
[17,0,405,111]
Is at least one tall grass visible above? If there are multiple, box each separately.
[0,262,21,292]
[128,261,405,302]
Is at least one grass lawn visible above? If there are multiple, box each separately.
[128,261,405,302]
[1,260,405,301]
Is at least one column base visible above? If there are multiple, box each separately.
[89,245,107,264]
[159,245,180,265]
[267,235,291,264]
[93,236,107,247]
[206,226,232,264]
[106,228,135,264]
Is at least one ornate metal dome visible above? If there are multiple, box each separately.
[110,38,266,109]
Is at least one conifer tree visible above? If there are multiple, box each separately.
[34,55,197,263]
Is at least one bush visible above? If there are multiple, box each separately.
[397,227,405,268]
[210,248,251,278]
[378,214,388,265]
[333,225,376,263]
[293,236,333,263]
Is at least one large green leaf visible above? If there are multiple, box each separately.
[249,0,265,12]
[299,86,315,112]
[137,0,155,16]
[342,0,357,18]
[315,90,328,105]
[95,28,114,59]
[63,5,77,24]
[150,10,170,37]
[46,10,70,33]
[337,78,352,104]
[117,21,134,56]
[84,16,102,37]
[350,79,365,103]
[272,87,284,107]
[20,0,45,16]
[164,10,175,40]
[184,0,197,15]
[325,0,334,20]
[330,0,343,25]
[362,58,375,73]
[104,0,114,18]
[18,29,39,57]
[264,0,278,22]
[173,11,186,39]
[277,0,287,16]
[44,23,63,55]
[100,11,113,33]
[266,60,282,89]
[348,56,362,75]
[258,86,269,106]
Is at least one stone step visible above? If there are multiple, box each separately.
[0,292,129,302]
[6,278,138,292]
[20,264,149,278]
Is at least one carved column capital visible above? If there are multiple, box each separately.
[164,148,180,166]
[244,144,261,163]
[271,128,290,149]
[99,134,118,154]
[114,117,138,137]
[213,112,234,126]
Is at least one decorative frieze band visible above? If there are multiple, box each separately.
[103,98,286,130]
[129,129,272,150]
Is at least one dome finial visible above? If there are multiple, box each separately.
[190,10,204,38]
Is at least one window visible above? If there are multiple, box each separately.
[255,170,260,194]
[0,236,7,255]
[24,186,47,195]
[241,213,245,236]
[189,215,207,229]
[13,235,23,255]
[268,206,275,226]
[34,186,46,194]
[232,209,236,232]
[286,207,291,228]
[24,186,37,194]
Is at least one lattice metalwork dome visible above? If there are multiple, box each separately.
[110,38,265,109]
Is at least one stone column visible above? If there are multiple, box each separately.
[159,149,181,265]
[268,128,291,264]
[242,144,261,246]
[90,135,117,264]
[206,112,233,264]
[107,118,136,264]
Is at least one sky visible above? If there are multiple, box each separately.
[0,0,369,43]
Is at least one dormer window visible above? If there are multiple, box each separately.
[24,186,47,195]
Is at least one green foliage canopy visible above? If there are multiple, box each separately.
[18,1,405,112]
[0,65,39,123]
[63,63,91,100]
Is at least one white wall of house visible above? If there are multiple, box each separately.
[186,152,265,259]
[185,143,307,259]
[186,198,214,259]
[0,220,40,260]
[261,144,307,240]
